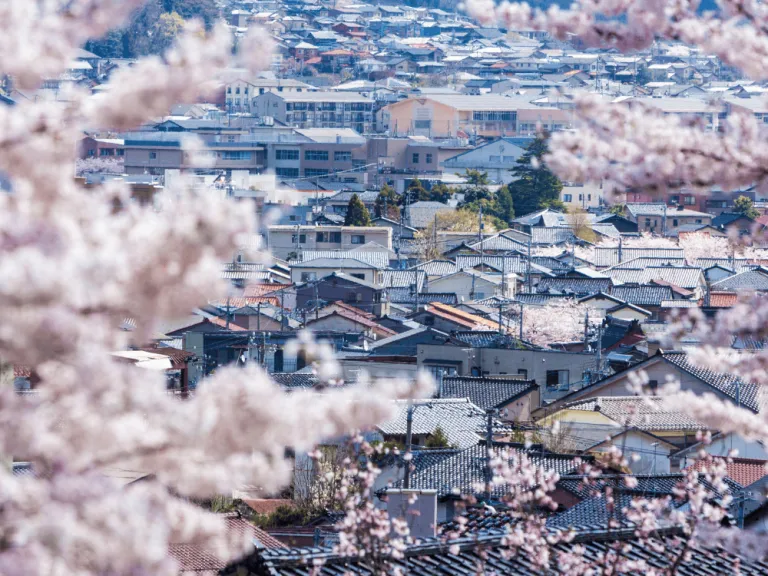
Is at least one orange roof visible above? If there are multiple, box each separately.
[244,284,287,297]
[426,302,501,331]
[208,316,247,331]
[330,300,375,319]
[243,498,294,515]
[310,303,396,337]
[708,291,737,308]
[689,457,767,487]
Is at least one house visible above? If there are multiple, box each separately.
[427,270,507,302]
[442,138,526,183]
[624,203,712,234]
[294,272,387,316]
[303,301,396,340]
[406,201,455,229]
[712,212,758,236]
[437,375,539,421]
[537,396,706,473]
[267,225,392,260]
[410,302,503,333]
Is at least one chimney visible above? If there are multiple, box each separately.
[384,489,438,540]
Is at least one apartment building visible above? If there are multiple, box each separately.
[253,91,374,133]
[223,78,315,114]
[382,94,572,138]
[265,128,367,182]
[267,225,392,259]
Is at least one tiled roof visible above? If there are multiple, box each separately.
[594,247,684,267]
[549,473,741,530]
[439,376,537,410]
[626,203,709,217]
[425,302,501,331]
[688,457,768,487]
[663,352,761,412]
[292,257,376,269]
[387,290,458,305]
[411,259,457,277]
[270,373,320,389]
[711,267,768,291]
[707,291,738,308]
[380,269,427,291]
[253,527,768,575]
[530,227,575,245]
[608,266,702,290]
[455,255,553,276]
[560,396,708,431]
[377,398,489,449]
[171,512,284,574]
[514,293,571,305]
[536,277,612,296]
[388,443,581,499]
[407,201,455,228]
[610,285,674,306]
[243,284,288,297]
[604,256,686,270]
[300,250,389,268]
[468,233,527,252]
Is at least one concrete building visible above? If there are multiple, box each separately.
[267,225,392,259]
[253,91,374,133]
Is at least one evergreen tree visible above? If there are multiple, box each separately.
[459,169,492,204]
[428,182,453,203]
[508,136,564,217]
[734,195,760,219]
[402,177,430,205]
[374,185,399,219]
[344,194,372,226]
[495,185,516,226]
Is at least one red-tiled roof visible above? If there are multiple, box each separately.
[242,498,294,515]
[309,304,397,337]
[650,279,695,297]
[14,365,31,378]
[208,316,247,331]
[171,513,285,574]
[243,284,286,298]
[689,457,767,487]
[708,291,738,308]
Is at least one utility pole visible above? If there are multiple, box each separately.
[484,409,495,503]
[518,302,524,341]
[280,289,286,331]
[257,302,261,332]
[595,322,603,374]
[526,236,532,293]
[498,301,504,335]
[403,402,414,489]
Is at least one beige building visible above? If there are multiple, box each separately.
[224,78,315,114]
[382,95,573,139]
[268,225,392,259]
[289,258,383,285]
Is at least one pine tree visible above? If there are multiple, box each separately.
[402,178,430,205]
[344,194,372,226]
[734,195,760,219]
[508,136,563,217]
[374,185,399,219]
[495,185,516,226]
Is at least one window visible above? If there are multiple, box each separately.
[684,196,696,205]
[277,86,283,92]
[563,194,572,202]
[695,219,702,224]
[426,365,458,378]
[244,87,249,95]
[276,149,299,160]
[334,151,352,161]
[412,153,419,163]
[414,120,431,130]
[116,149,124,156]
[304,168,329,178]
[305,150,329,161]
[517,369,528,379]
[423,316,435,326]
[227,87,232,94]
[221,151,251,160]
[489,155,501,163]
[588,194,592,201]
[472,110,516,122]
[578,194,583,201]
[259,88,265,94]
[300,272,317,282]
[149,152,157,159]
[291,233,307,244]
[351,273,365,280]
[546,370,569,389]
[645,218,652,227]
[648,379,659,391]
[351,234,365,244]
[316,231,342,243]
[99,148,113,156]
[235,87,240,94]
[426,153,433,164]
[502,156,516,163]
[289,215,297,221]
[276,167,299,178]
[673,218,679,227]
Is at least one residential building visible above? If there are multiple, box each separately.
[267,225,392,260]
[253,91,374,133]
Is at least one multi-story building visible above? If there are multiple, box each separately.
[267,225,392,259]
[223,78,315,114]
[253,91,374,133]
[382,95,572,138]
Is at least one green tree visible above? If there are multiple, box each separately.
[507,136,563,217]
[425,426,453,449]
[344,194,372,226]
[495,185,516,226]
[428,182,453,203]
[459,169,492,204]
[163,0,219,29]
[85,29,126,58]
[734,195,760,219]
[609,203,626,216]
[402,177,430,205]
[374,184,400,219]
[149,12,185,54]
